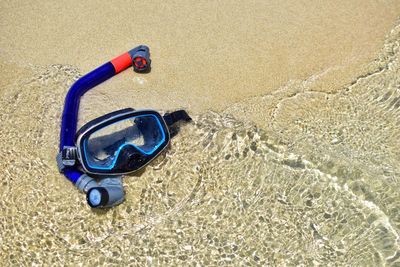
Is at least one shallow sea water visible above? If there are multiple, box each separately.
[1,20,400,267]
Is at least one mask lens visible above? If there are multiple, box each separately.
[82,115,165,170]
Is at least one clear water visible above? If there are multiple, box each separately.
[1,22,399,267]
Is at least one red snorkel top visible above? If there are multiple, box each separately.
[110,45,151,73]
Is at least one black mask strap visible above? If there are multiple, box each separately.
[163,110,192,126]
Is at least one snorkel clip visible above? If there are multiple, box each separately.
[56,146,77,172]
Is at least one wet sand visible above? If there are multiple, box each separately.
[1,1,400,266]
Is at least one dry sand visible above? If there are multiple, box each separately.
[1,0,399,114]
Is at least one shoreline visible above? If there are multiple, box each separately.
[1,1,400,114]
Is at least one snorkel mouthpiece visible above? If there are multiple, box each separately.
[87,185,125,208]
[77,175,125,208]
[87,187,108,208]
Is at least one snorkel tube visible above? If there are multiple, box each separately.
[58,45,151,207]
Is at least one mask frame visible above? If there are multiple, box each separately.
[75,108,171,175]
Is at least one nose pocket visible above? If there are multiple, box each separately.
[113,145,148,173]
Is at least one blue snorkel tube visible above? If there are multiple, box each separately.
[60,62,115,183]
[57,45,151,207]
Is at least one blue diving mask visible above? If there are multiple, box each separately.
[64,108,191,175]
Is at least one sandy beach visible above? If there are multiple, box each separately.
[1,0,400,265]
[1,1,400,113]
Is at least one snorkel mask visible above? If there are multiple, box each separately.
[57,45,191,208]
